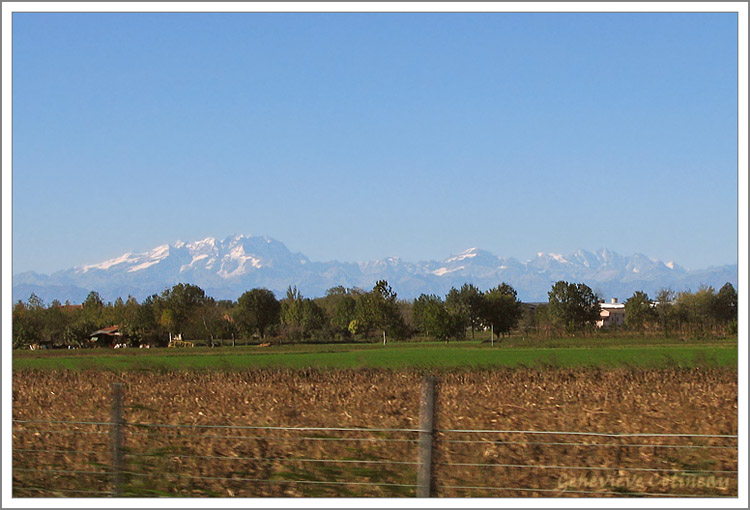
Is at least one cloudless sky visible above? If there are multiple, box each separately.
[11,12,739,274]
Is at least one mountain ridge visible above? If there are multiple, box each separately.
[13,234,737,304]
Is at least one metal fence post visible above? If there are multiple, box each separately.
[111,382,124,497]
[417,376,436,497]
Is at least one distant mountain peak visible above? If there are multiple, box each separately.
[446,247,499,264]
[446,248,480,263]
[13,235,737,304]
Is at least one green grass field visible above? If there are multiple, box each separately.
[12,337,738,371]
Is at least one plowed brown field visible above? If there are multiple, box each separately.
[12,368,737,498]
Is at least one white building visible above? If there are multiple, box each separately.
[596,298,626,328]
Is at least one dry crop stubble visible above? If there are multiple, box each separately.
[433,368,737,497]
[12,367,737,497]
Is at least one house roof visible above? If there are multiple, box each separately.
[89,325,121,337]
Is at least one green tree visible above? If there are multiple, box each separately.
[675,286,717,337]
[624,290,656,332]
[445,283,484,339]
[81,291,106,329]
[280,286,328,341]
[654,288,677,336]
[27,293,45,310]
[396,299,414,334]
[114,296,142,344]
[331,296,357,332]
[104,296,126,328]
[237,288,281,339]
[299,299,327,339]
[482,283,523,340]
[133,294,167,346]
[356,280,405,344]
[159,283,209,340]
[318,286,361,337]
[412,293,465,342]
[212,299,240,346]
[41,303,69,345]
[713,282,737,329]
[15,294,76,348]
[547,281,600,334]
[413,294,443,337]
[281,286,305,330]
[83,290,104,308]
[12,301,43,348]
[63,317,98,347]
[196,297,227,347]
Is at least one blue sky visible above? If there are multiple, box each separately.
[11,12,739,274]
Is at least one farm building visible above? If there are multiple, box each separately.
[596,298,626,328]
[88,325,127,348]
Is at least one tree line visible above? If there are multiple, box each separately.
[520,282,737,339]
[12,279,737,349]
[620,284,738,338]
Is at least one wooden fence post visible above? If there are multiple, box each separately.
[417,376,436,497]
[111,382,124,497]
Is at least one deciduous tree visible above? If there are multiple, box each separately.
[159,283,209,340]
[482,283,523,339]
[675,286,717,337]
[412,293,465,342]
[280,286,327,340]
[445,283,484,339]
[624,291,656,331]
[237,288,281,339]
[547,281,600,334]
[714,282,737,326]
[355,280,405,344]
[12,301,43,348]
[654,288,677,336]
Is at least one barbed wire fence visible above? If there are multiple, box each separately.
[12,378,739,498]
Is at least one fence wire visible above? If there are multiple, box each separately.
[12,418,738,498]
[438,427,738,438]
[12,417,421,498]
[438,484,728,498]
[437,461,737,474]
[444,438,737,449]
[434,427,738,498]
[125,429,420,443]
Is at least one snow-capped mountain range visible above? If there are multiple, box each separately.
[13,234,738,304]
